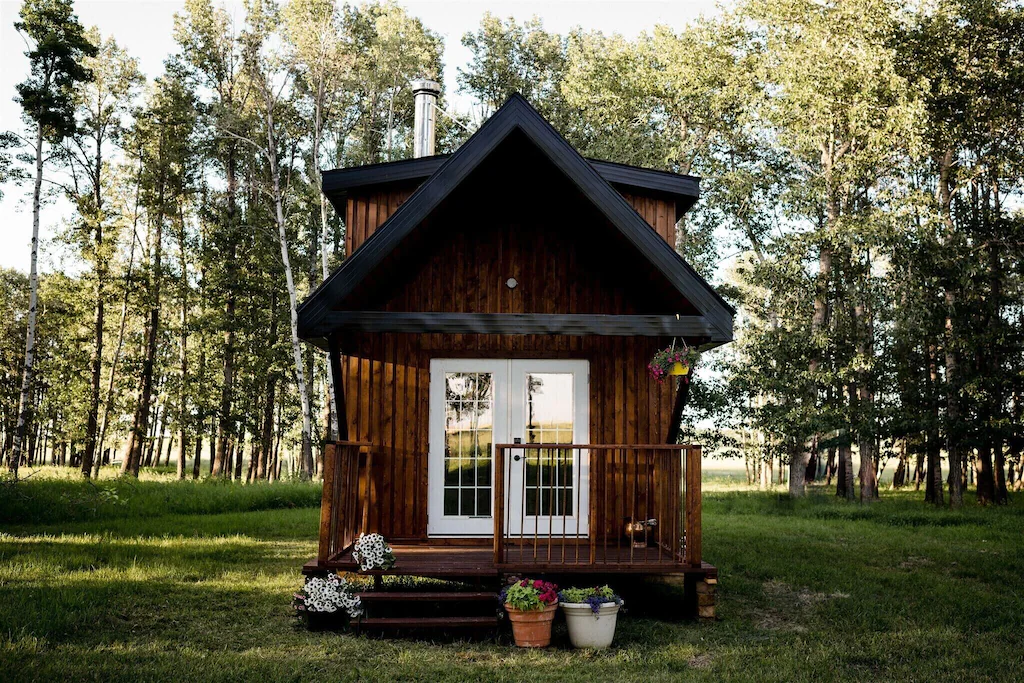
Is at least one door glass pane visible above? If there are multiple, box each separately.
[443,372,493,517]
[523,373,574,516]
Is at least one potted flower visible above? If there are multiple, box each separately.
[558,585,624,649]
[292,573,362,631]
[500,578,559,647]
[352,533,397,571]
[648,344,699,383]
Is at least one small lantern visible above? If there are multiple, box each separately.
[624,518,659,548]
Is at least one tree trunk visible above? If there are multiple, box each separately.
[313,109,340,441]
[122,189,164,477]
[192,434,202,480]
[976,443,996,505]
[208,416,216,476]
[1011,391,1022,492]
[176,208,189,480]
[96,215,139,477]
[795,241,831,496]
[270,387,283,483]
[855,278,878,502]
[153,408,165,469]
[10,124,46,479]
[246,428,258,483]
[258,371,276,480]
[993,439,1008,505]
[892,440,907,490]
[912,447,925,491]
[234,431,244,480]
[82,222,104,479]
[937,150,963,508]
[265,108,314,480]
[214,149,238,477]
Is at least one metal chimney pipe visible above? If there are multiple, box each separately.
[411,78,441,158]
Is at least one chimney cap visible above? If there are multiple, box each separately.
[411,78,441,96]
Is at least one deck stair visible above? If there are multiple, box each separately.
[354,589,501,634]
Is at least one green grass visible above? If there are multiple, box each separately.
[0,468,321,525]
[1,474,1022,682]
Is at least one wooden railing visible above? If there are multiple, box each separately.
[317,441,373,564]
[493,443,702,569]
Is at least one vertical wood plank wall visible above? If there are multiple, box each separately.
[619,191,678,247]
[336,179,686,541]
[338,333,676,540]
[344,185,416,256]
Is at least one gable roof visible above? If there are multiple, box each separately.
[298,94,734,344]
[321,154,701,221]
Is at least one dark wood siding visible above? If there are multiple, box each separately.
[340,140,701,318]
[620,191,678,247]
[345,184,418,256]
[338,332,675,541]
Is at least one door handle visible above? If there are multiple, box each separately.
[513,454,522,462]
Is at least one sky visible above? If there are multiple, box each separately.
[0,0,722,274]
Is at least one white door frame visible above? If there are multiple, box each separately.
[427,358,589,538]
[428,359,508,537]
[506,359,590,538]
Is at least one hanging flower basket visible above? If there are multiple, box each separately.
[648,345,699,383]
[669,362,690,376]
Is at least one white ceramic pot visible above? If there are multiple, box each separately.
[561,602,621,649]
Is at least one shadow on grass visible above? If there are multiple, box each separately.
[3,507,321,541]
[2,489,1024,682]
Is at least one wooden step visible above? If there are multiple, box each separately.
[358,616,499,629]
[357,591,497,602]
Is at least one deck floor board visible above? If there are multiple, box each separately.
[306,543,715,579]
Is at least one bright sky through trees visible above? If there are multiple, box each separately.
[0,0,721,272]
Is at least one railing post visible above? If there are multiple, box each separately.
[493,446,505,566]
[685,445,702,568]
[318,442,338,564]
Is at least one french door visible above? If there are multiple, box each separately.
[427,359,589,537]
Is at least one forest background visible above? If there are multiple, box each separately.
[1,0,1021,509]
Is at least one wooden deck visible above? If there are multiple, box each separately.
[304,543,717,579]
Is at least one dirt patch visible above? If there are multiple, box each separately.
[751,581,849,632]
[762,580,848,606]
[688,653,713,669]
[898,555,935,569]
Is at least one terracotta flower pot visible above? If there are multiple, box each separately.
[505,603,558,647]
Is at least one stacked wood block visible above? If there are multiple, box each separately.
[696,576,718,620]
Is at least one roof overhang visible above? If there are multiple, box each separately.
[301,94,734,348]
[322,154,700,221]
[303,312,725,346]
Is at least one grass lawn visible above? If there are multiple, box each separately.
[1,470,1022,682]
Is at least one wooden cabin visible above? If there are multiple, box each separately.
[298,90,733,625]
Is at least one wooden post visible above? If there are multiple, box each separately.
[493,445,504,566]
[317,442,338,565]
[685,445,702,568]
[328,336,348,441]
